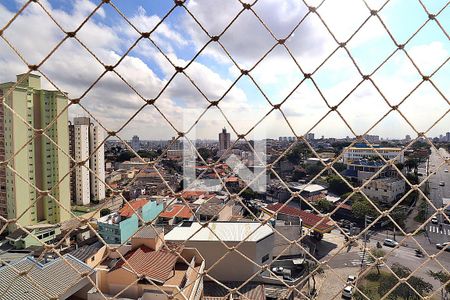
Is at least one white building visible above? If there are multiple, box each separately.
[90,125,105,201]
[69,117,106,205]
[362,177,406,204]
[343,144,404,164]
[165,222,274,282]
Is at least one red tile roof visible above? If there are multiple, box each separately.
[114,246,178,283]
[265,203,334,233]
[159,204,193,219]
[181,191,208,198]
[120,198,149,218]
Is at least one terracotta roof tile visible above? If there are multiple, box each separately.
[120,198,149,218]
[266,203,334,233]
[159,204,193,219]
[114,246,178,283]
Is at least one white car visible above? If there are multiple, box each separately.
[445,169,449,173]
[342,286,353,299]
[440,181,445,186]
[347,275,357,284]
[431,217,439,224]
[383,238,399,247]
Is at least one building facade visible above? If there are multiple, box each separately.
[69,117,105,205]
[219,127,231,151]
[0,74,71,228]
[343,143,404,164]
[362,177,406,204]
[130,135,140,151]
[0,92,6,227]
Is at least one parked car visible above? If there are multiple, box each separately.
[436,242,449,251]
[347,275,357,284]
[440,181,445,186]
[431,216,439,224]
[445,169,448,173]
[342,286,353,299]
[383,238,399,247]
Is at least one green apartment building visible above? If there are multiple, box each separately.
[0,74,71,229]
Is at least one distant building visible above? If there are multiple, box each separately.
[362,177,406,204]
[69,117,105,205]
[219,127,231,151]
[130,135,140,151]
[343,143,404,164]
[365,134,380,144]
[405,134,411,142]
[446,132,450,142]
[0,74,71,228]
[306,133,315,140]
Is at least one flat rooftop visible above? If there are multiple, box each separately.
[165,222,273,242]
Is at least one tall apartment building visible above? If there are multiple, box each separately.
[0,91,6,226]
[69,117,105,205]
[130,135,140,151]
[0,74,71,228]
[219,127,230,151]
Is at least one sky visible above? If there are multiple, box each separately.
[0,0,448,141]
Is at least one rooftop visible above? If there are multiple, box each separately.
[120,198,149,218]
[266,203,334,233]
[289,183,327,194]
[159,204,193,219]
[69,242,104,262]
[113,246,179,283]
[165,222,273,242]
[0,254,92,300]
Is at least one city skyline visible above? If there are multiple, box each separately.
[0,0,448,140]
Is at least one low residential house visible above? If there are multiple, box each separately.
[69,242,107,268]
[362,177,406,204]
[165,222,274,282]
[88,231,205,300]
[98,198,165,244]
[0,254,95,300]
[158,204,194,225]
[195,197,234,221]
[6,224,61,250]
[265,203,334,237]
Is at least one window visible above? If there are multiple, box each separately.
[261,254,270,263]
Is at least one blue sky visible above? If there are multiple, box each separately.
[0,0,448,140]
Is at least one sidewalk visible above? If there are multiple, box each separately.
[316,267,360,300]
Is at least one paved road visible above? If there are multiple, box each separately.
[422,147,450,244]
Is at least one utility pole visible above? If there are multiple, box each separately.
[361,215,373,268]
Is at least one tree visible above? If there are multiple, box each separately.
[241,188,257,200]
[327,175,352,196]
[305,163,323,177]
[137,150,157,159]
[369,248,385,275]
[292,168,307,181]
[197,147,214,160]
[314,199,333,213]
[116,151,134,162]
[387,263,433,300]
[427,270,450,299]
[405,158,419,172]
[100,208,111,217]
[286,143,312,165]
[350,193,378,219]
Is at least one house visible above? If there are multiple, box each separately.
[87,230,205,300]
[69,242,107,268]
[98,198,165,244]
[6,224,61,250]
[157,204,194,225]
[362,177,406,204]
[165,222,274,282]
[264,203,334,235]
[0,254,95,300]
